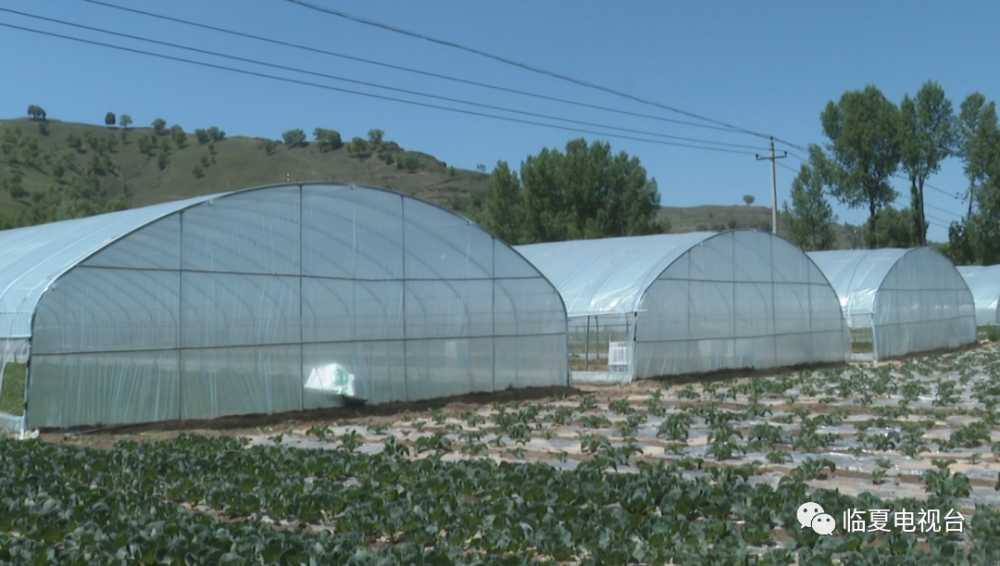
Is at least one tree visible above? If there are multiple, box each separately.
[89,155,105,176]
[152,118,167,134]
[780,162,838,251]
[819,85,901,248]
[476,164,487,173]
[743,195,755,206]
[863,206,917,248]
[85,131,101,153]
[282,129,307,148]
[66,133,83,152]
[898,81,957,247]
[945,93,1000,265]
[137,135,153,155]
[119,114,132,129]
[261,139,277,155]
[192,164,204,178]
[348,136,368,156]
[105,195,130,213]
[27,105,46,120]
[157,151,169,171]
[206,126,225,142]
[105,112,116,127]
[399,154,419,172]
[195,129,210,144]
[38,121,49,136]
[367,129,384,147]
[170,125,186,148]
[958,93,1000,218]
[518,138,665,243]
[313,128,343,152]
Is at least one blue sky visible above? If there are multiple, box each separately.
[0,0,994,242]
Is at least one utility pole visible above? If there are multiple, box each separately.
[755,137,787,235]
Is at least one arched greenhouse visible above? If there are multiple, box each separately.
[808,248,977,360]
[515,230,849,384]
[957,264,1000,327]
[0,183,569,432]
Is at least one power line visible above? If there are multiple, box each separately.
[777,161,800,175]
[924,180,963,200]
[282,0,805,147]
[787,149,968,204]
[925,202,962,218]
[77,0,749,138]
[1,8,771,152]
[0,20,761,156]
[776,160,954,230]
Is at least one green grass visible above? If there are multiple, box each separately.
[849,328,874,353]
[0,117,489,217]
[0,363,25,415]
[979,325,1000,342]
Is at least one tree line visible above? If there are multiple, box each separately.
[782,81,1000,266]
[16,94,1000,266]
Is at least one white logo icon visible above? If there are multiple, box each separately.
[811,513,836,535]
[797,502,835,535]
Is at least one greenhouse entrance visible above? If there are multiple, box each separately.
[569,313,636,384]
[0,340,29,432]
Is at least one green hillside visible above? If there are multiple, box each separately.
[659,204,859,248]
[0,116,858,247]
[0,117,489,224]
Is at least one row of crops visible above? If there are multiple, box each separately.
[2,434,999,565]
[3,346,1000,564]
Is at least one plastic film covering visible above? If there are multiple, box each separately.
[20,183,568,429]
[515,232,715,317]
[0,196,216,340]
[519,231,849,382]
[636,231,848,377]
[957,265,1000,326]
[808,248,977,359]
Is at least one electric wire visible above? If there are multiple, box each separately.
[18,5,966,231]
[0,8,771,152]
[786,148,965,218]
[776,154,956,231]
[77,0,751,138]
[0,20,762,156]
[281,0,807,149]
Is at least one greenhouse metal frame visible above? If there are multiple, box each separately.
[957,265,1000,327]
[516,230,850,384]
[0,182,570,433]
[808,248,977,361]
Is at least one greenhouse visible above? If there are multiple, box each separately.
[0,182,569,433]
[515,230,849,384]
[957,265,1000,327]
[807,248,977,361]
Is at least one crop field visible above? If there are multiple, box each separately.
[4,347,1000,564]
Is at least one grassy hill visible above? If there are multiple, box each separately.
[0,117,489,219]
[660,204,859,248]
[0,117,859,247]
